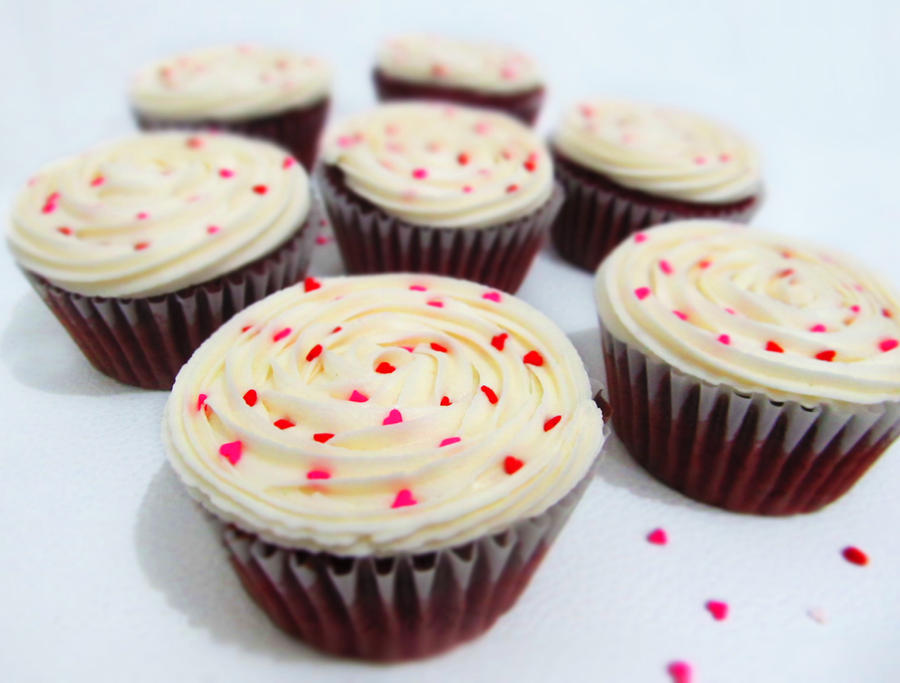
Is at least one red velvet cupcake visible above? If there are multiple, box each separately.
[595,221,900,515]
[318,102,562,293]
[552,99,762,271]
[164,273,607,660]
[7,132,315,389]
[130,45,331,170]
[373,34,544,125]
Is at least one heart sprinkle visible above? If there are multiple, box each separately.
[480,385,499,404]
[272,327,291,342]
[647,528,668,545]
[218,441,242,465]
[440,436,461,447]
[503,456,524,475]
[313,433,334,443]
[706,600,729,621]
[482,291,502,302]
[491,333,508,351]
[383,409,403,426]
[765,340,785,353]
[348,390,369,403]
[376,362,396,374]
[667,661,693,683]
[543,415,562,431]
[306,344,323,361]
[634,286,651,300]
[304,277,321,292]
[273,418,295,430]
[252,184,268,195]
[196,394,208,411]
[242,389,257,407]
[440,396,452,406]
[307,470,331,480]
[880,339,899,352]
[815,350,837,362]
[430,342,449,353]
[842,546,868,566]
[523,350,544,366]
[392,489,417,508]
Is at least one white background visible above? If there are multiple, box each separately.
[2,1,899,681]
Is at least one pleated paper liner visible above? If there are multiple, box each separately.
[372,69,545,125]
[551,152,761,272]
[134,97,330,171]
[601,328,900,515]
[318,165,563,293]
[23,218,315,390]
[223,461,597,661]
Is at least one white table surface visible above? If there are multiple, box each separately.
[3,1,899,681]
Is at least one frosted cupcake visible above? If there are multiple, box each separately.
[374,34,544,124]
[596,221,900,514]
[7,132,314,389]
[164,273,606,659]
[130,45,331,170]
[552,99,762,270]
[318,102,562,292]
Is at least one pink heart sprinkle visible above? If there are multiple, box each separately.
[706,600,729,621]
[196,393,208,411]
[218,440,242,465]
[718,334,731,345]
[382,409,403,426]
[90,176,105,187]
[673,310,688,321]
[412,168,428,179]
[634,233,647,243]
[880,339,899,352]
[315,235,330,245]
[440,436,461,448]
[462,185,474,193]
[427,299,444,308]
[634,287,651,300]
[667,661,693,683]
[391,489,417,508]
[219,168,234,178]
[659,259,674,275]
[409,284,427,291]
[348,390,369,403]
[282,157,296,169]
[307,469,331,480]
[136,212,149,220]
[207,225,220,234]
[401,346,415,353]
[850,305,861,314]
[482,291,502,302]
[724,307,737,316]
[647,528,668,545]
[810,324,827,332]
[272,327,291,342]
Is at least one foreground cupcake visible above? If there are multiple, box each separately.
[319,102,562,292]
[373,34,544,124]
[596,221,900,515]
[552,99,762,271]
[130,45,331,170]
[7,132,314,389]
[164,273,606,660]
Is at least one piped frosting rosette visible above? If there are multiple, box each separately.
[8,132,310,298]
[376,34,541,94]
[596,221,900,405]
[165,274,606,556]
[130,45,331,120]
[321,102,554,228]
[554,99,761,204]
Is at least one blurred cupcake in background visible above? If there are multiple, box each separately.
[130,45,331,170]
[164,273,607,660]
[7,132,315,389]
[596,221,900,515]
[551,98,762,271]
[318,102,562,293]
[373,34,545,125]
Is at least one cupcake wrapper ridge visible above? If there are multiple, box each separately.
[602,328,900,515]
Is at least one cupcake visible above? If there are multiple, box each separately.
[318,102,562,293]
[595,221,900,515]
[164,273,606,660]
[373,34,544,125]
[552,99,762,271]
[130,45,331,170]
[7,131,315,390]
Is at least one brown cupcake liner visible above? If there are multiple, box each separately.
[134,98,330,171]
[551,151,761,272]
[601,327,900,515]
[23,218,315,390]
[373,68,544,125]
[222,459,597,661]
[317,164,563,293]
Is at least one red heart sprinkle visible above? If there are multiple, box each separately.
[491,333,508,351]
[706,600,729,621]
[218,441,242,465]
[134,242,150,251]
[815,350,836,362]
[777,268,795,278]
[430,342,449,353]
[659,259,674,275]
[273,418,295,430]
[242,389,257,407]
[439,436,461,447]
[304,276,321,292]
[376,362,396,374]
[186,137,203,149]
[313,433,334,443]
[883,308,893,318]
[332,326,342,334]
[57,226,73,236]
[457,152,470,165]
[480,385,499,404]
[348,390,368,403]
[392,489,417,508]
[196,393,208,411]
[382,409,403,426]
[634,287,651,300]
[506,184,519,193]
[306,344,323,361]
[440,396,452,406]
[307,469,330,480]
[241,325,252,333]
[667,661,693,683]
[524,157,537,172]
[503,456,524,475]
[252,184,268,194]
[482,291,502,302]
[647,528,667,545]
[809,324,827,332]
[765,341,785,353]
[699,259,712,269]
[90,176,105,187]
[543,415,561,431]
[880,339,899,352]
[842,546,868,566]
[272,327,291,342]
[523,350,544,366]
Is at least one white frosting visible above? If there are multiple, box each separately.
[595,221,900,405]
[8,132,310,298]
[164,274,606,556]
[377,34,542,94]
[553,99,761,204]
[130,45,331,120]
[322,102,554,228]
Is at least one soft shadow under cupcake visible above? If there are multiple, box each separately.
[1,290,139,396]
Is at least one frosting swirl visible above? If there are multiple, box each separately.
[376,34,542,93]
[164,274,605,555]
[553,99,761,204]
[8,132,310,298]
[130,45,331,120]
[595,221,900,404]
[322,102,554,228]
